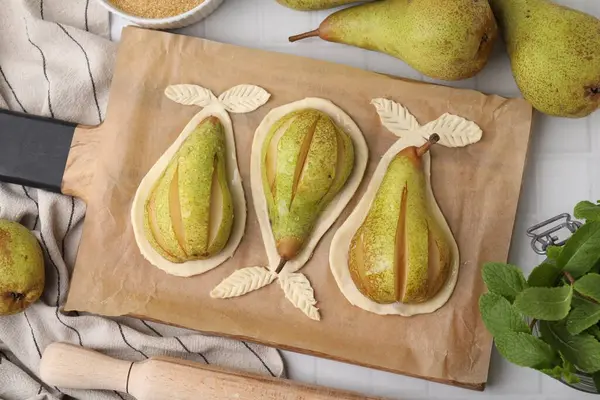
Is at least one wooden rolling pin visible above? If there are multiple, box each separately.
[40,342,385,400]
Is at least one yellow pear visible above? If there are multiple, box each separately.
[348,135,451,304]
[144,116,234,263]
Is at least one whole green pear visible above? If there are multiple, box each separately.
[289,0,498,81]
[0,220,45,316]
[490,0,600,118]
[277,0,360,11]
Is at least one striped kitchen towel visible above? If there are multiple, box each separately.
[0,2,284,399]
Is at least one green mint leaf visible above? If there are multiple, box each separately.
[574,273,600,302]
[593,260,600,274]
[539,366,581,384]
[482,262,528,301]
[539,366,563,380]
[574,201,600,222]
[588,325,600,341]
[560,352,577,374]
[571,295,590,308]
[479,293,529,337]
[562,369,581,384]
[546,246,563,261]
[566,298,600,335]
[540,353,581,384]
[495,332,556,369]
[558,222,600,278]
[527,262,561,287]
[514,285,573,321]
[540,321,600,373]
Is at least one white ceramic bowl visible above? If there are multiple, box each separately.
[96,0,224,30]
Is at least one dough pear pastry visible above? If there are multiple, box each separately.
[143,116,234,263]
[211,98,369,321]
[253,98,368,275]
[262,109,355,263]
[330,98,482,316]
[349,135,451,304]
[132,83,271,278]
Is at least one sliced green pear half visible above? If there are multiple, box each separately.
[131,105,246,277]
[329,134,460,316]
[251,98,368,274]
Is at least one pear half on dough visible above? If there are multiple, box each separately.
[262,109,355,263]
[330,134,460,316]
[144,116,234,263]
[349,135,451,304]
[131,105,247,278]
[250,98,369,275]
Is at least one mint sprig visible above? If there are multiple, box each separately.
[527,262,561,288]
[482,262,527,302]
[479,200,600,392]
[495,332,556,369]
[540,321,600,373]
[479,292,529,337]
[566,298,600,335]
[514,286,572,321]
[574,273,600,302]
[558,222,600,278]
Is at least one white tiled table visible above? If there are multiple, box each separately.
[111,1,600,398]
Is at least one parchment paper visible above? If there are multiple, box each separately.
[65,26,534,390]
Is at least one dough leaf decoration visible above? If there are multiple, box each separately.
[164,84,217,107]
[218,85,272,113]
[371,98,483,149]
[419,113,483,147]
[165,84,271,114]
[370,98,420,137]
[211,266,320,320]
[210,267,277,299]
[132,83,271,278]
[279,272,320,321]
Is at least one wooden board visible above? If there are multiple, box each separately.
[64,26,534,391]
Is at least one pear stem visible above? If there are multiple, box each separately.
[275,258,287,274]
[289,30,319,43]
[416,133,440,157]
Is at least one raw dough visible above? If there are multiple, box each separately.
[279,272,320,321]
[251,97,369,273]
[131,104,246,277]
[218,85,271,113]
[210,266,277,298]
[330,134,460,316]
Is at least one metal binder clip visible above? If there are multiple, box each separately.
[526,213,582,255]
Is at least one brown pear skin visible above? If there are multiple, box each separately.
[348,135,452,304]
[490,0,600,118]
[276,0,359,11]
[289,0,498,81]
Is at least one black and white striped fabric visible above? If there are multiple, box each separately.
[0,2,284,399]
